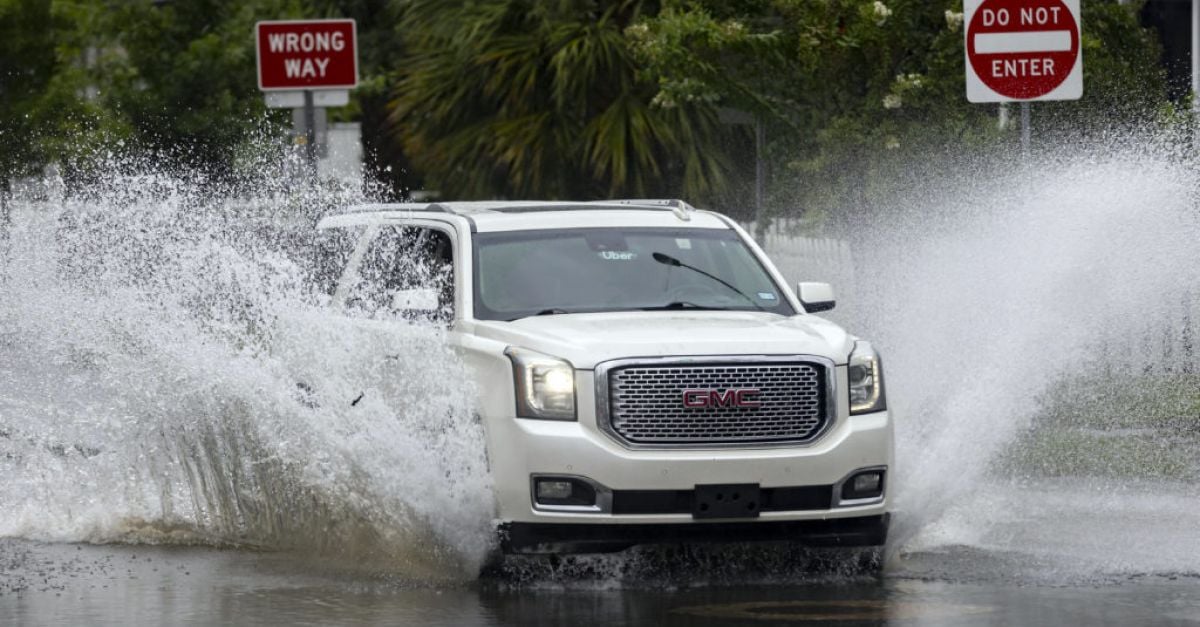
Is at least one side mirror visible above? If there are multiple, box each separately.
[797,282,836,313]
[391,288,440,312]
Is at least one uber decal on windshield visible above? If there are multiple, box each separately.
[598,251,638,261]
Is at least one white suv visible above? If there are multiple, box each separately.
[315,200,892,554]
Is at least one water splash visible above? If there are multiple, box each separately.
[834,132,1200,576]
[0,152,495,580]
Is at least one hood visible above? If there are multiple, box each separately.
[469,311,854,369]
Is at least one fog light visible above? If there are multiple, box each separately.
[853,473,881,494]
[841,469,885,502]
[536,479,574,501]
[532,476,600,509]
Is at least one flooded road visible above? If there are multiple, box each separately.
[5,481,1200,626]
[3,146,1199,625]
[2,538,1198,626]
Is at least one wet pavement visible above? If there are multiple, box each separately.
[1,539,1198,626]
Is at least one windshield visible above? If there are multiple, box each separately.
[473,227,795,321]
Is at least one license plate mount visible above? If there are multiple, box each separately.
[693,483,761,519]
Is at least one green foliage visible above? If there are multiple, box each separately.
[0,0,56,180]
[1002,428,1194,479]
[631,0,1169,228]
[0,0,310,183]
[997,371,1200,480]
[0,0,1177,210]
[1038,1,1173,138]
[389,0,739,201]
[1035,372,1200,431]
[82,0,307,177]
[0,0,124,181]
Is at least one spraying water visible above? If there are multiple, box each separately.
[835,134,1200,578]
[0,154,495,581]
[1,133,1197,587]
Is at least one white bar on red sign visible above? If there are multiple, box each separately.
[264,90,350,109]
[974,31,1073,54]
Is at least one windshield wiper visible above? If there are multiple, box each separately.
[641,301,730,311]
[638,297,729,307]
[509,308,569,321]
[650,252,765,311]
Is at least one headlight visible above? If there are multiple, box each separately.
[848,341,886,415]
[505,347,576,420]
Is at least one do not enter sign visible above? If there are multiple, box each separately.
[964,0,1082,102]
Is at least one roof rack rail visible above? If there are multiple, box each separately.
[342,202,446,214]
[593,198,696,221]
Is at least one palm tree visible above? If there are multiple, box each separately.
[389,0,735,202]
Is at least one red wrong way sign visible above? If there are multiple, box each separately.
[256,19,358,91]
[964,0,1081,102]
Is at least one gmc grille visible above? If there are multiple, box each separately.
[601,360,832,447]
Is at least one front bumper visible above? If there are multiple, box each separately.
[499,514,890,554]
[484,368,894,526]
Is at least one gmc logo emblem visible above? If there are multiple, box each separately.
[683,388,762,408]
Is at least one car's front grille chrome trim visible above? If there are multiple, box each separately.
[594,355,837,450]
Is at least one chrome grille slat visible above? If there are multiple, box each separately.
[604,361,829,446]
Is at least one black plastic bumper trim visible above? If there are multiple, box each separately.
[498,514,889,554]
[612,484,833,515]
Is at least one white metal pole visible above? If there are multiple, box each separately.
[1020,102,1031,155]
[1193,0,1199,115]
[754,116,765,238]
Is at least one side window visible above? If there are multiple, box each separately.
[346,225,455,322]
[310,225,365,298]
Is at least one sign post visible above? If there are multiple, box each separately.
[1020,101,1031,153]
[1193,0,1199,148]
[255,19,358,182]
[963,0,1082,154]
[303,90,317,177]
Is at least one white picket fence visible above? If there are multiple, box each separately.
[1103,292,1199,375]
[740,219,856,300]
